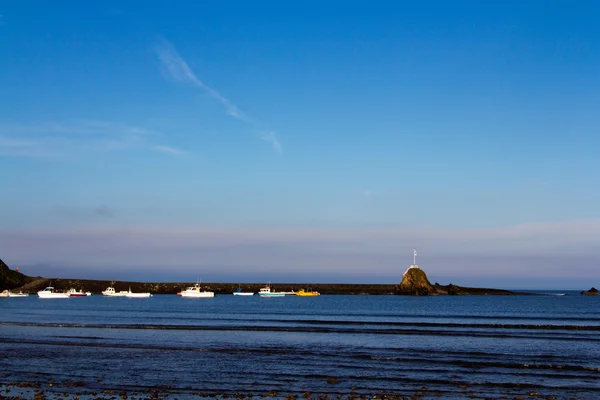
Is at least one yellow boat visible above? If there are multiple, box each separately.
[296,288,320,297]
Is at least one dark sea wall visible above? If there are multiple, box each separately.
[3,260,534,295]
[13,278,399,295]
[12,277,526,296]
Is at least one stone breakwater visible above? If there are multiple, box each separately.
[2,259,533,296]
[11,276,525,296]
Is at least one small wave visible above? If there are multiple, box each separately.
[204,310,600,322]
[253,319,600,331]
[2,321,600,342]
[366,355,600,373]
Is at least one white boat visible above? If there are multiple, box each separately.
[66,288,92,297]
[178,282,214,298]
[258,285,285,297]
[102,287,129,297]
[125,287,152,298]
[233,287,254,296]
[7,290,29,298]
[37,287,70,299]
[0,290,28,298]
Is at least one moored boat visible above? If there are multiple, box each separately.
[7,290,29,298]
[296,288,320,297]
[0,290,29,298]
[178,282,214,298]
[37,287,70,299]
[67,288,92,297]
[258,284,286,297]
[233,287,254,296]
[125,287,152,298]
[102,286,129,297]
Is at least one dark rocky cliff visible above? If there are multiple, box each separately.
[0,259,34,290]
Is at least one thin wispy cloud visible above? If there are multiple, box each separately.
[258,131,282,153]
[155,37,283,153]
[52,204,116,220]
[0,121,179,159]
[0,135,59,158]
[0,137,36,148]
[153,145,186,156]
[156,38,248,122]
[94,205,116,218]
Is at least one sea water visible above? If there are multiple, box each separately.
[1,293,599,399]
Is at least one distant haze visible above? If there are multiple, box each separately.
[2,222,599,290]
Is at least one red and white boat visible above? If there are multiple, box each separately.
[66,288,92,297]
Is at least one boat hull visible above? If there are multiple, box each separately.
[126,293,152,298]
[67,289,92,297]
[38,286,70,298]
[38,292,70,299]
[102,287,128,296]
[179,292,214,298]
[258,284,287,297]
[296,290,320,297]
[178,283,214,298]
[8,292,29,298]
[233,292,254,296]
[259,293,285,297]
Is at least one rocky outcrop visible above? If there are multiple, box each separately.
[397,268,525,296]
[581,287,598,296]
[396,267,438,296]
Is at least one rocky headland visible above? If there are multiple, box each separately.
[0,259,35,291]
[0,258,586,296]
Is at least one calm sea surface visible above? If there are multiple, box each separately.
[1,293,599,399]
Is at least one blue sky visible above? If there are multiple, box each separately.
[1,1,600,288]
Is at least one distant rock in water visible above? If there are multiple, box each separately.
[396,266,438,296]
[394,251,524,296]
[581,287,599,296]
